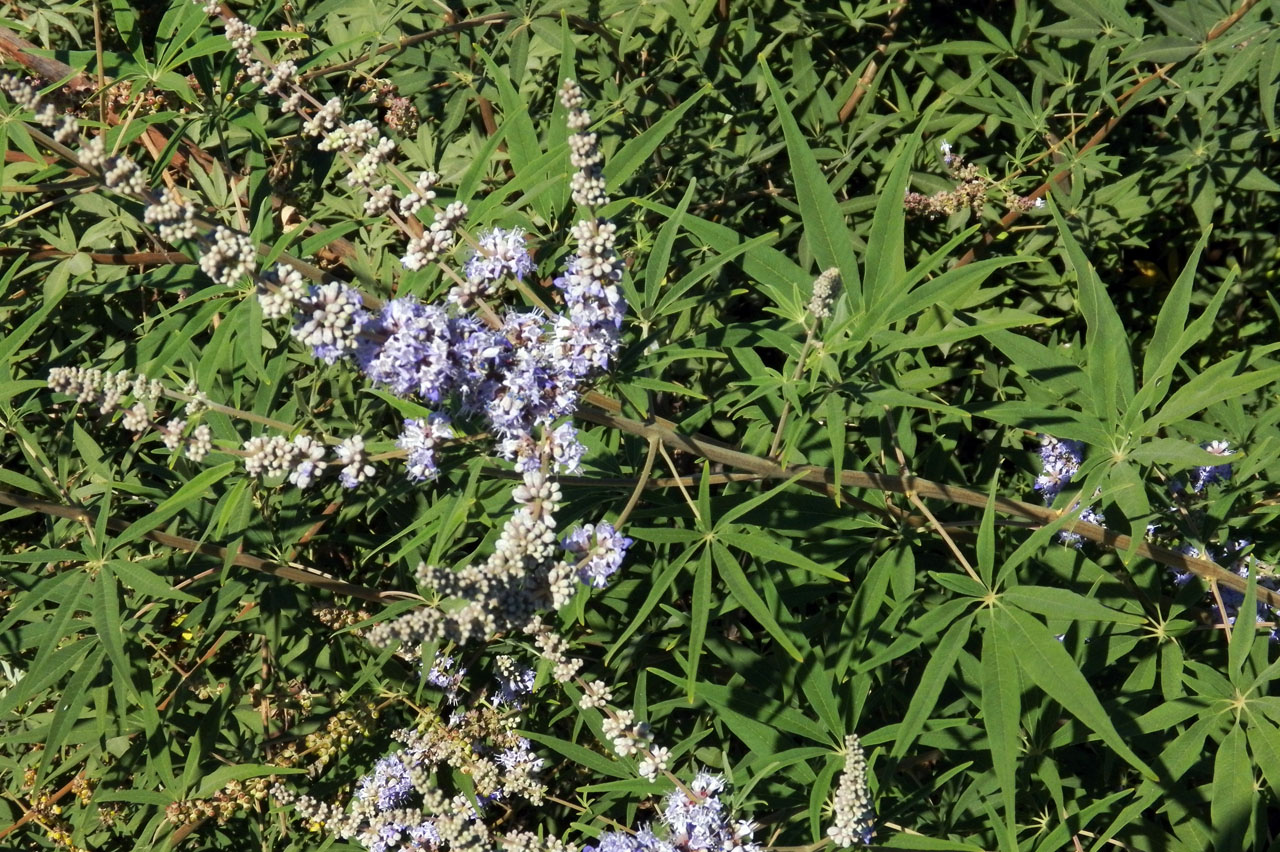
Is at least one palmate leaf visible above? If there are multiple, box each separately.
[993,605,1155,780]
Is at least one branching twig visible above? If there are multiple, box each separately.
[576,393,1280,609]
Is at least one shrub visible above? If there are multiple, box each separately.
[1,1,1278,851]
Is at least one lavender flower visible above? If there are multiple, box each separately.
[356,298,456,401]
[336,435,375,488]
[1034,435,1084,503]
[494,655,536,706]
[563,522,633,588]
[464,227,535,283]
[587,774,759,852]
[398,414,454,482]
[1191,440,1233,493]
[1058,504,1103,549]
[425,652,466,704]
[355,755,415,811]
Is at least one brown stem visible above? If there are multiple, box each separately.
[837,0,908,123]
[0,488,418,604]
[0,245,188,265]
[576,392,1280,609]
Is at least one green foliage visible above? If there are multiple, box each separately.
[1,0,1279,851]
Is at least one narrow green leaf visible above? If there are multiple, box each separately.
[797,644,844,740]
[995,606,1155,779]
[877,835,986,850]
[604,87,706,193]
[92,568,137,706]
[1049,197,1133,424]
[1247,719,1280,796]
[823,394,846,507]
[72,423,112,482]
[891,614,973,758]
[520,730,629,778]
[643,179,696,312]
[759,60,860,303]
[1210,724,1250,851]
[686,555,712,701]
[633,199,807,318]
[712,542,803,661]
[108,560,199,603]
[23,569,89,685]
[1149,357,1280,433]
[977,476,998,587]
[1141,230,1209,387]
[478,48,541,177]
[861,134,917,313]
[718,528,848,581]
[1228,558,1258,682]
[36,646,105,785]
[111,461,236,549]
[858,597,973,672]
[194,764,303,799]
[980,613,1020,849]
[604,554,693,665]
[0,638,91,718]
[1001,586,1145,625]
[650,668,830,745]
[0,280,65,365]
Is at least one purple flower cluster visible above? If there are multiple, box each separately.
[398,415,455,482]
[563,523,633,589]
[310,211,624,480]
[465,227,535,284]
[494,656,537,707]
[1191,440,1233,493]
[1034,435,1084,503]
[587,774,759,852]
[425,652,466,704]
[356,755,416,812]
[1032,435,1103,548]
[1162,539,1279,640]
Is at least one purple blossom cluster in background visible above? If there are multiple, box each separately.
[1034,435,1084,503]
[1191,440,1233,493]
[563,523,633,589]
[263,216,624,478]
[1201,540,1279,637]
[276,711,549,852]
[587,774,760,852]
[1032,435,1099,548]
[1035,433,1275,640]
